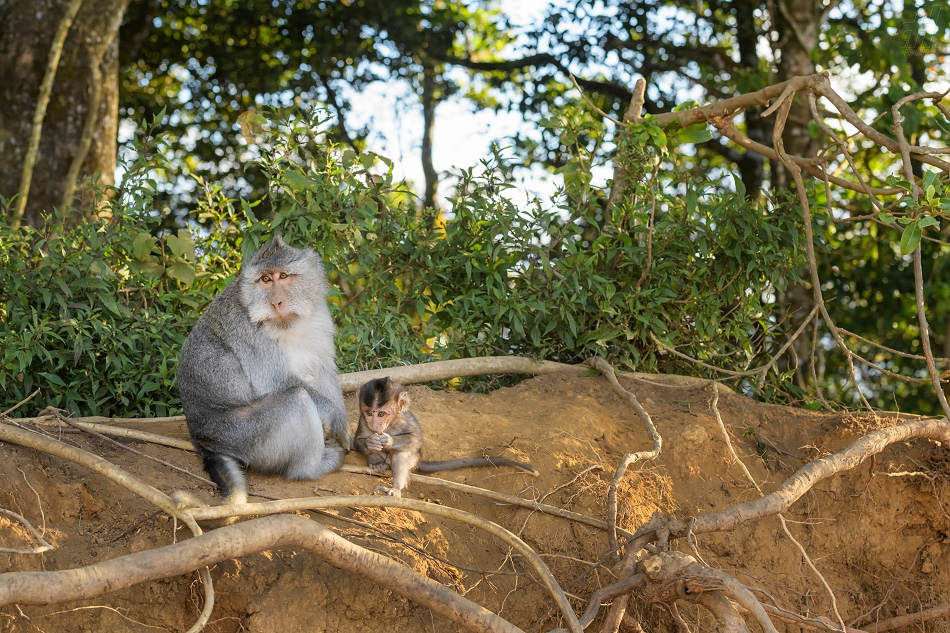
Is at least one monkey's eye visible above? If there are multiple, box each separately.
[278,272,289,280]
[376,412,386,418]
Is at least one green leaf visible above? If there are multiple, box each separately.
[167,261,196,286]
[922,170,939,192]
[900,220,923,255]
[99,293,124,317]
[132,232,157,260]
[39,372,66,387]
[88,259,115,278]
[138,261,165,280]
[359,152,377,169]
[240,198,258,222]
[167,230,196,261]
[686,189,698,216]
[673,124,712,145]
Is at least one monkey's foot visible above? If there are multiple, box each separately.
[373,485,402,498]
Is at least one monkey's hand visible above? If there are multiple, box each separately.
[366,433,392,451]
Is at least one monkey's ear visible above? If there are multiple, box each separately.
[397,391,411,412]
[272,233,287,248]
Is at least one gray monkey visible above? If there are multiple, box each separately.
[177,235,352,507]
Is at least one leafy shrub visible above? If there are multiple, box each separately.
[0,107,806,417]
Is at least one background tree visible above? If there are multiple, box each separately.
[3,0,950,412]
[120,0,509,217]
[440,0,950,410]
[0,0,131,227]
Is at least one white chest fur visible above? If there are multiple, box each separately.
[268,310,336,382]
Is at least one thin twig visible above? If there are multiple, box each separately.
[891,94,950,421]
[43,409,213,487]
[646,305,819,385]
[1,390,41,418]
[569,72,623,126]
[344,464,633,539]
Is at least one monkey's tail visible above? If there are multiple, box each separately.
[200,450,249,502]
[416,457,539,476]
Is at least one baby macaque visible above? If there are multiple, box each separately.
[353,377,538,497]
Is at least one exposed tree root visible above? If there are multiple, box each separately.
[585,357,662,559]
[343,464,634,539]
[0,508,53,555]
[337,356,715,393]
[863,604,950,632]
[690,416,950,534]
[175,494,584,633]
[0,422,180,518]
[0,514,523,633]
[29,417,194,450]
[0,419,583,633]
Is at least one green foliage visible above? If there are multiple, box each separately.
[0,115,246,417]
[0,108,806,416]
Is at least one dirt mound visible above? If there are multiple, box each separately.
[1,373,948,632]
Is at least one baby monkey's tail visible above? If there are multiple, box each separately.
[416,456,538,476]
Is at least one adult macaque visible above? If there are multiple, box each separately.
[354,377,538,497]
[177,235,351,510]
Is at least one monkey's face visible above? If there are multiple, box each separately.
[361,403,397,433]
[254,269,301,323]
[240,240,326,327]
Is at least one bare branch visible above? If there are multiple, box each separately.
[608,77,646,210]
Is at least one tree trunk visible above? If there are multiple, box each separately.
[733,0,768,198]
[420,64,439,213]
[772,0,821,188]
[771,0,823,388]
[0,0,130,227]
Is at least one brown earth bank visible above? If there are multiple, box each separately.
[1,372,948,632]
